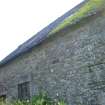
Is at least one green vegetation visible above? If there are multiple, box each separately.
[49,0,105,35]
[0,92,66,105]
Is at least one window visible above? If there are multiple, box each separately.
[18,82,30,100]
[0,95,6,102]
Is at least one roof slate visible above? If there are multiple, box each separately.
[0,1,86,66]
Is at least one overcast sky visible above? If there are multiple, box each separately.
[0,0,83,61]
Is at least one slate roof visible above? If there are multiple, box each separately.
[0,1,87,66]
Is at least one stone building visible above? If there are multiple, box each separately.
[0,0,105,105]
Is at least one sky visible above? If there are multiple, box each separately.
[0,0,83,61]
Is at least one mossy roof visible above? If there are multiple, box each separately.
[49,0,105,35]
[0,0,105,67]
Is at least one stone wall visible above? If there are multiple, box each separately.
[0,11,105,105]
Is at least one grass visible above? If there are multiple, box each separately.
[0,92,67,105]
[49,0,105,35]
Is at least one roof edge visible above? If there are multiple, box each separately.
[0,0,89,67]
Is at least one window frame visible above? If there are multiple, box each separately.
[18,81,30,100]
[0,95,6,102]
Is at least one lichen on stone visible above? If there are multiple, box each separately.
[49,0,105,35]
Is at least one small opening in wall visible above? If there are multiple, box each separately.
[0,95,6,102]
[52,58,59,64]
[18,82,30,101]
